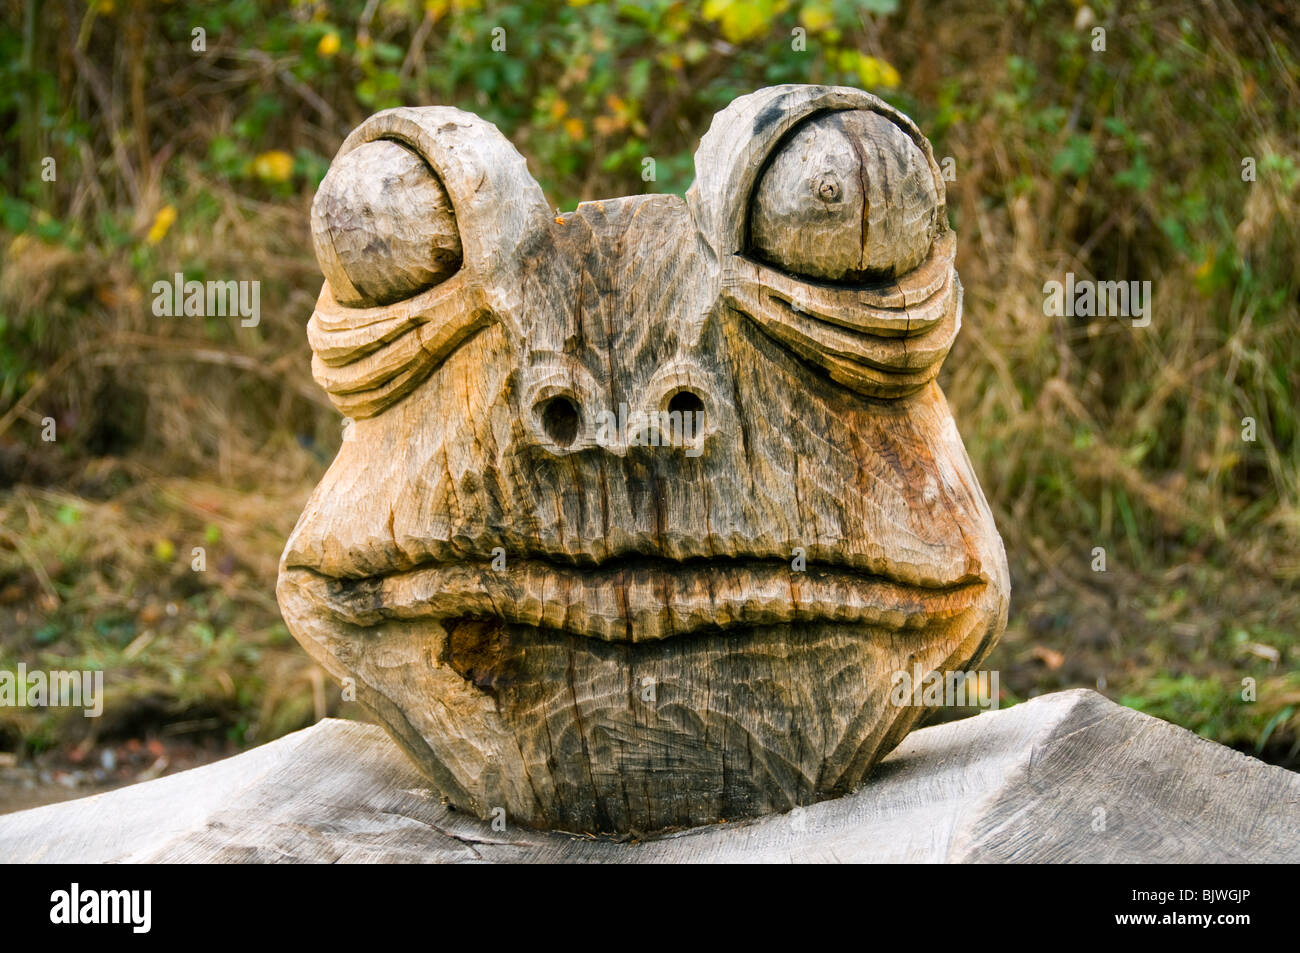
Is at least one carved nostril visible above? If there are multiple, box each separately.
[639,360,727,453]
[537,396,581,448]
[667,389,705,425]
[519,362,600,455]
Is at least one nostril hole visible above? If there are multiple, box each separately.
[668,390,705,419]
[538,396,581,447]
[666,390,707,446]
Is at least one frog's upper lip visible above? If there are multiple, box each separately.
[281,555,988,644]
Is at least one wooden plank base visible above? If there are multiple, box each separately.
[2,689,1294,863]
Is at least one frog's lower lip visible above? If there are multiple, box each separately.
[284,558,987,643]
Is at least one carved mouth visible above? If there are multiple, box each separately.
[286,555,987,644]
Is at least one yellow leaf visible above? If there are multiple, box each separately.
[852,52,901,90]
[704,0,780,45]
[317,31,341,57]
[146,205,177,245]
[799,2,833,32]
[252,150,295,183]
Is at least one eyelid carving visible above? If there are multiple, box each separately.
[736,231,955,337]
[305,106,551,418]
[722,232,960,399]
[308,276,493,419]
[688,86,960,399]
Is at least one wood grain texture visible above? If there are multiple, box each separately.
[278,86,1010,835]
[311,139,462,307]
[750,109,941,281]
[3,691,1296,863]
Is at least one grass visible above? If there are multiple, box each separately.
[0,468,357,755]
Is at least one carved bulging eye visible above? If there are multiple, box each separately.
[311,139,463,307]
[749,109,940,282]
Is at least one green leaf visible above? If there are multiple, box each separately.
[1051,135,1094,178]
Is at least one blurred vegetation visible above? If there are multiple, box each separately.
[0,0,1298,790]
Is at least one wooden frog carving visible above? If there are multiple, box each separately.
[277,85,1010,835]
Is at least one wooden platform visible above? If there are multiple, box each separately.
[2,689,1295,863]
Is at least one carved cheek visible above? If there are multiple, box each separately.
[749,109,940,282]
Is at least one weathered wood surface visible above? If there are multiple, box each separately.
[2,690,1296,863]
[749,109,941,281]
[278,85,1010,834]
[310,138,462,307]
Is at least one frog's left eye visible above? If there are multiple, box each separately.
[311,139,463,307]
[748,109,940,282]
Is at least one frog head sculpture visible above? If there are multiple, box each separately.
[277,85,1009,835]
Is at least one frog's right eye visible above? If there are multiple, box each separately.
[748,109,940,283]
[311,139,463,307]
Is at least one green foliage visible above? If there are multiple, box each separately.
[0,0,914,216]
[1121,675,1238,740]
